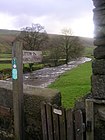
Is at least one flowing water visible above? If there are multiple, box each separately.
[23,57,91,88]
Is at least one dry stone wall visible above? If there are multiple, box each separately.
[91,1,105,139]
[92,0,105,99]
[0,80,61,140]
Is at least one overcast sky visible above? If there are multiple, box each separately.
[0,0,94,37]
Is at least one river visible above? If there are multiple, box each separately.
[23,57,91,88]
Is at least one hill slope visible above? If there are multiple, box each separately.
[0,29,94,53]
[0,29,20,53]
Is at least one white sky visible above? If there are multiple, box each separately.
[0,0,94,37]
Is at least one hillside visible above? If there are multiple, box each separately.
[79,36,94,48]
[0,29,20,53]
[0,29,94,53]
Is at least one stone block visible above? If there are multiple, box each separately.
[85,99,105,140]
[94,37,105,46]
[92,59,105,75]
[94,46,105,59]
[93,7,105,16]
[93,6,105,26]
[92,75,105,99]
[92,0,105,7]
[94,105,105,140]
[94,25,105,38]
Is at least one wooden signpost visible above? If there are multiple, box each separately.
[12,41,24,140]
[23,50,42,64]
[12,41,42,140]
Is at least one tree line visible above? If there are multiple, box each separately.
[18,23,84,69]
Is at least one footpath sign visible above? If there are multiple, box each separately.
[12,42,43,140]
[23,50,42,63]
[12,42,24,140]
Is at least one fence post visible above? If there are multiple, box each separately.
[74,110,84,140]
[86,99,94,140]
[66,109,74,140]
[12,41,24,140]
[41,102,48,140]
[59,107,66,140]
[52,105,60,140]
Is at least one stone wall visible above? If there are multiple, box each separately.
[92,0,105,139]
[92,0,105,98]
[0,80,61,140]
[75,1,105,139]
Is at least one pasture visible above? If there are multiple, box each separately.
[49,61,92,108]
[0,52,92,107]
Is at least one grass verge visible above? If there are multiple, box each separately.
[0,53,12,58]
[48,61,92,108]
[0,64,12,71]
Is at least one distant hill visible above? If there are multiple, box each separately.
[0,29,94,53]
[48,33,94,47]
[79,36,94,48]
[0,29,20,36]
[0,29,20,53]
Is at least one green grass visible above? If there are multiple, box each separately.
[0,64,12,71]
[48,61,92,108]
[0,53,12,71]
[83,47,95,58]
[0,53,12,58]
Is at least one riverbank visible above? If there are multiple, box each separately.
[23,57,91,88]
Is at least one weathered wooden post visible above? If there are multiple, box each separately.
[86,0,105,140]
[12,41,24,140]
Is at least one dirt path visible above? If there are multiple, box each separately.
[23,57,91,88]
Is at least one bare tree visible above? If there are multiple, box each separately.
[20,23,48,51]
[48,36,63,66]
[19,23,48,71]
[61,28,84,64]
[69,37,84,59]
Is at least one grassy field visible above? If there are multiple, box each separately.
[0,64,12,71]
[0,54,12,71]
[83,46,95,58]
[48,61,92,108]
[0,53,12,58]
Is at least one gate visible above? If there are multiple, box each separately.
[41,102,86,140]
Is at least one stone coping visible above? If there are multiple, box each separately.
[0,80,60,98]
